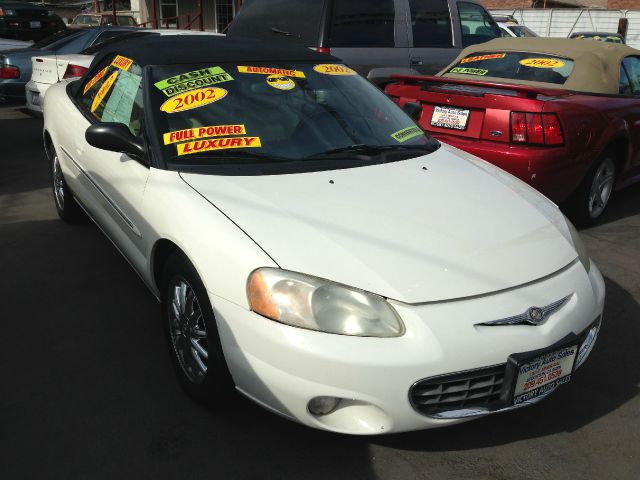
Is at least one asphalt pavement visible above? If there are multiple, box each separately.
[1,105,639,480]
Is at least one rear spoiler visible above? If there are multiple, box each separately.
[389,74,568,99]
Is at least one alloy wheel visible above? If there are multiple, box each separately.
[588,157,615,219]
[52,153,65,211]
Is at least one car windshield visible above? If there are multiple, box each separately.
[148,62,438,171]
[32,29,83,49]
[508,25,537,37]
[444,51,575,85]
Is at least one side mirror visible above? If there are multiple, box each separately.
[85,123,146,159]
[402,101,422,121]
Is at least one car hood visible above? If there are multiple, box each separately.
[180,145,578,304]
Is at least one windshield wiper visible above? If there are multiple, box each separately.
[304,143,439,159]
[170,150,295,164]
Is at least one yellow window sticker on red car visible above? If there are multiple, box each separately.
[450,67,488,76]
[154,66,233,97]
[111,55,134,71]
[460,53,506,64]
[519,58,565,68]
[160,87,228,114]
[83,66,108,95]
[313,64,357,75]
[163,124,247,145]
[266,74,296,90]
[176,136,262,156]
[237,66,306,78]
[391,126,423,143]
[91,71,119,112]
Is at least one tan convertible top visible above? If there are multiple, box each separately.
[438,37,640,95]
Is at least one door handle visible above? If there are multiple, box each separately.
[411,57,423,66]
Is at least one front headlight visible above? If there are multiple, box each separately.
[247,268,405,337]
[567,219,590,273]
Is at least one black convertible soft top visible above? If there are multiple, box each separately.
[89,34,339,70]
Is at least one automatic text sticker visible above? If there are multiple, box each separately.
[237,66,306,78]
[313,64,357,75]
[176,137,262,156]
[91,71,119,112]
[160,87,228,114]
[83,66,108,95]
[154,66,233,97]
[163,124,247,145]
[111,55,134,71]
[519,58,565,68]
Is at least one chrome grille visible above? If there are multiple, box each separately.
[410,364,506,416]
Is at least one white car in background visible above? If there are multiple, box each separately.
[497,21,538,38]
[25,29,219,114]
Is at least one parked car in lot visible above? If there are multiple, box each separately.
[0,1,65,41]
[43,35,604,434]
[25,29,220,114]
[385,38,640,225]
[69,13,138,28]
[569,32,625,44]
[0,26,139,104]
[227,0,501,85]
[497,21,538,38]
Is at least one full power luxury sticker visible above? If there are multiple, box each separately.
[163,124,247,145]
[83,66,108,95]
[160,87,228,114]
[176,137,262,156]
[391,126,423,143]
[111,55,134,71]
[237,66,306,78]
[520,58,565,68]
[313,64,357,75]
[155,66,233,97]
[460,53,506,64]
[91,71,119,112]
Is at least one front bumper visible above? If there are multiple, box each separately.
[210,260,605,434]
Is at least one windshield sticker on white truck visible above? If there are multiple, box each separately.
[176,136,262,156]
[164,124,247,145]
[154,66,233,97]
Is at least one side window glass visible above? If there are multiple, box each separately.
[457,2,501,47]
[328,0,395,47]
[622,57,640,94]
[78,55,144,136]
[410,0,453,48]
[619,65,632,95]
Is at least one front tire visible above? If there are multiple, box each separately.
[567,151,616,226]
[48,144,87,224]
[161,252,235,405]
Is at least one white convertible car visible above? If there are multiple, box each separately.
[43,35,605,435]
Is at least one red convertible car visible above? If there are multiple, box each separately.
[385,38,640,225]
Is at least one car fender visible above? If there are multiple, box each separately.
[142,168,279,308]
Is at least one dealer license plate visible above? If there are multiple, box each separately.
[430,106,470,131]
[31,92,40,106]
[30,21,41,28]
[513,345,578,405]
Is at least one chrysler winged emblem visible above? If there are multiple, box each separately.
[477,295,572,327]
